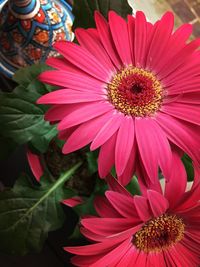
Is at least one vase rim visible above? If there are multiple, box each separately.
[9,0,41,19]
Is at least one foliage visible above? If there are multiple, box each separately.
[0,64,57,153]
[72,0,133,30]
[182,154,194,182]
[0,163,81,255]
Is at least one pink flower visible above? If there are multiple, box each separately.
[37,11,200,185]
[65,153,200,267]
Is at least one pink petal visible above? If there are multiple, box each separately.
[37,89,104,104]
[134,251,147,267]
[147,119,172,180]
[65,239,118,256]
[136,159,162,196]
[158,38,200,80]
[69,238,133,267]
[146,252,166,267]
[118,141,137,186]
[44,103,85,122]
[108,11,132,65]
[171,23,192,49]
[115,117,135,176]
[71,254,104,267]
[166,76,200,95]
[146,12,174,72]
[27,149,43,181]
[155,23,192,75]
[174,180,200,212]
[178,205,200,221]
[184,230,200,246]
[98,133,117,178]
[105,191,140,219]
[135,118,159,183]
[38,70,104,93]
[165,249,184,267]
[44,104,67,121]
[86,28,99,38]
[134,11,147,68]
[68,229,141,266]
[134,195,153,221]
[164,150,187,209]
[62,196,83,207]
[145,20,158,61]
[156,112,200,164]
[106,174,132,197]
[94,11,122,68]
[81,217,137,236]
[80,227,106,242]
[116,247,138,267]
[89,238,132,267]
[127,15,135,64]
[58,126,77,140]
[62,111,112,154]
[162,102,200,125]
[170,243,199,267]
[94,196,121,218]
[176,91,200,104]
[46,57,85,75]
[90,112,123,150]
[75,28,115,72]
[57,101,112,130]
[147,190,169,217]
[163,52,200,85]
[82,227,140,245]
[54,41,109,81]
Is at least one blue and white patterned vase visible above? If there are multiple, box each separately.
[0,0,74,77]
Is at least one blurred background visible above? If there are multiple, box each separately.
[133,0,200,37]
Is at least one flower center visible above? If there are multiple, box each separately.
[133,214,185,253]
[107,66,163,117]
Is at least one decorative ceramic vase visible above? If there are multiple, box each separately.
[0,0,74,77]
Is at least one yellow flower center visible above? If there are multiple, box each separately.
[133,214,185,252]
[107,66,164,117]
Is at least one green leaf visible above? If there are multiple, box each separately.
[69,224,82,240]
[86,150,98,174]
[55,137,65,149]
[13,63,53,90]
[29,126,58,153]
[0,64,57,149]
[0,162,81,255]
[126,176,141,196]
[72,0,133,30]
[182,154,194,182]
[73,178,107,217]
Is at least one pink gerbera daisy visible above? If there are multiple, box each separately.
[65,152,200,267]
[37,11,200,185]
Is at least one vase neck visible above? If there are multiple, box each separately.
[9,0,41,19]
[11,0,32,7]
